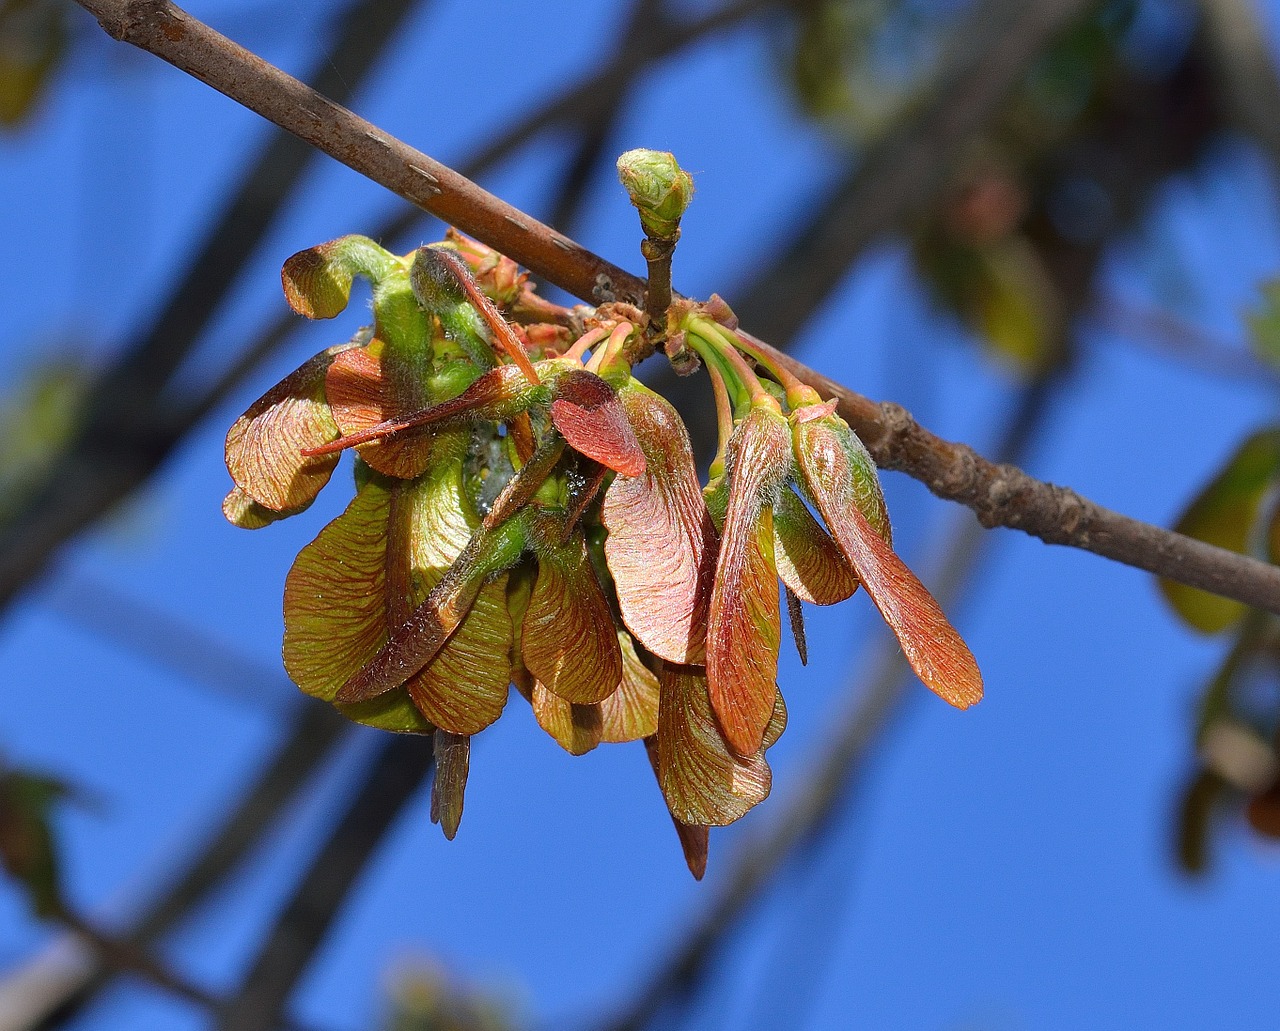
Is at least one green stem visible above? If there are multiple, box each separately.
[563,324,611,363]
[681,327,751,417]
[693,317,813,403]
[586,321,636,377]
[685,321,776,412]
[705,359,735,480]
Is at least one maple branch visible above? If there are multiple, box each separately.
[761,330,1280,610]
[69,0,1280,615]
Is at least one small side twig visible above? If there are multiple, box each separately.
[1094,294,1280,386]
[53,907,221,1013]
[641,236,676,339]
[616,149,695,344]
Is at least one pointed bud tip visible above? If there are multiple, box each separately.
[616,149,694,234]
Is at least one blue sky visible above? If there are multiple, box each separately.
[4,1,1280,1028]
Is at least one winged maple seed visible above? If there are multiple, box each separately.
[223,221,980,875]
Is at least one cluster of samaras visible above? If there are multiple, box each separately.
[223,232,981,876]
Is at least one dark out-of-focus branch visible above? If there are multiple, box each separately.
[16,904,315,1031]
[0,0,425,612]
[730,0,1102,343]
[42,572,292,712]
[0,703,348,1031]
[218,735,435,1031]
[67,0,1280,614]
[1198,0,1280,169]
[358,0,792,260]
[51,908,224,1016]
[664,19,1225,443]
[1095,294,1280,386]
[598,369,1064,1031]
[541,0,663,236]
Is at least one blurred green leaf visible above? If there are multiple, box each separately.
[1247,280,1280,370]
[0,0,66,127]
[0,763,74,916]
[385,963,516,1031]
[786,0,938,141]
[919,231,1062,375]
[0,357,89,521]
[1160,428,1280,633]
[1174,766,1229,876]
[972,239,1061,372]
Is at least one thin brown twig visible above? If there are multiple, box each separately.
[747,327,1280,611]
[53,907,220,1013]
[65,0,646,306]
[640,232,677,342]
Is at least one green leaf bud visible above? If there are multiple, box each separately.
[616,148,694,239]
